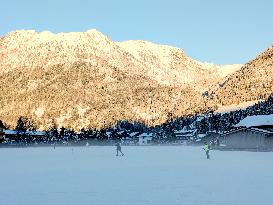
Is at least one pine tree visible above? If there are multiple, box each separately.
[0,120,6,129]
[16,116,28,133]
[199,118,209,134]
[46,119,59,141]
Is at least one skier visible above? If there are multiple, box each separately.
[115,140,124,156]
[203,141,210,159]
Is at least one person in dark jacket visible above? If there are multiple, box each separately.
[216,137,220,147]
[115,140,124,156]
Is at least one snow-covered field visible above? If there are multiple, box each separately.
[0,146,273,205]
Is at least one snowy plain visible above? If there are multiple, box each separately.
[0,146,273,205]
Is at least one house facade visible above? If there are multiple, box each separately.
[221,127,273,150]
[2,130,47,144]
[174,127,197,144]
[137,133,153,145]
[220,115,273,150]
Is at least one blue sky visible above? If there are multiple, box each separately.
[1,0,273,64]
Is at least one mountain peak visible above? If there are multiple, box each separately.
[86,28,103,35]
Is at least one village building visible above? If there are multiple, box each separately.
[2,130,47,144]
[220,115,273,150]
[117,131,139,145]
[174,129,194,144]
[196,132,221,146]
[137,133,153,145]
[127,132,139,144]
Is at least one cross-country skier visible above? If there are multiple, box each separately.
[203,141,210,159]
[115,140,124,156]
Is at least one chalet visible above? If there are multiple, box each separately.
[220,115,273,150]
[3,130,47,143]
[174,129,194,144]
[128,132,139,144]
[137,133,153,145]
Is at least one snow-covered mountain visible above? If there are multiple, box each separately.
[0,29,242,129]
[118,40,242,91]
[206,45,273,110]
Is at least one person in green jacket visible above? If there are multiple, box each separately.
[203,141,210,159]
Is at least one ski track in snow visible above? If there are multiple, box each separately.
[0,146,272,205]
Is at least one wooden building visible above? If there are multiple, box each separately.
[137,133,153,145]
[174,130,193,144]
[220,115,273,150]
[2,130,47,143]
[221,127,273,150]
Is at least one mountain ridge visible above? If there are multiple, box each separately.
[0,29,250,130]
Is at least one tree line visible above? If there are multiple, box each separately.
[1,93,273,146]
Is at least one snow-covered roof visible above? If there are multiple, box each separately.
[221,127,245,136]
[174,129,193,134]
[26,131,47,136]
[137,133,153,138]
[176,134,192,137]
[221,127,273,137]
[197,134,207,138]
[118,131,125,135]
[175,130,195,138]
[195,116,204,122]
[129,132,139,137]
[4,130,46,136]
[235,114,273,128]
[4,130,16,135]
